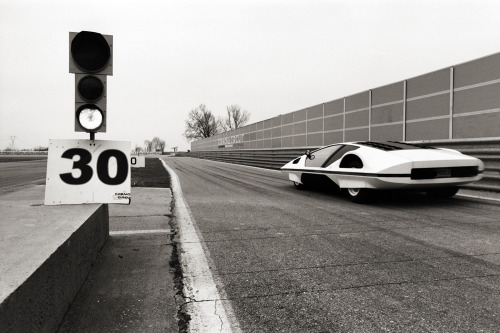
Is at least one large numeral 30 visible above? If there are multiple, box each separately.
[59,148,128,185]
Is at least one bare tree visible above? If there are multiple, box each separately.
[221,104,250,132]
[144,139,153,153]
[134,144,143,155]
[184,104,220,141]
[151,136,166,153]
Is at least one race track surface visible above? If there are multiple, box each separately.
[0,159,46,195]
[164,156,500,332]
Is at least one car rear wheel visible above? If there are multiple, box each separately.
[344,160,372,203]
[426,187,459,198]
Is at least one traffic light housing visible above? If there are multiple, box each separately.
[69,31,113,133]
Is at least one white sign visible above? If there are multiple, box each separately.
[44,139,131,205]
[130,155,145,168]
[218,134,243,147]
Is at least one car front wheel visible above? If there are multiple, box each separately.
[293,181,306,190]
[345,187,373,203]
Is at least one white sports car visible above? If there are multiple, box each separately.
[281,141,484,203]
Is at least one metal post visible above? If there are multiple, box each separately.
[403,80,407,141]
[368,90,372,141]
[449,67,454,139]
[343,98,346,142]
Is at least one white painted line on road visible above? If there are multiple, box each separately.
[109,229,172,235]
[457,193,500,202]
[160,158,241,333]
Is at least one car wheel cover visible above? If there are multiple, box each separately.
[348,188,360,196]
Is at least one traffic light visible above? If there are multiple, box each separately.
[69,31,113,134]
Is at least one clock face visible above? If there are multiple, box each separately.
[78,107,103,131]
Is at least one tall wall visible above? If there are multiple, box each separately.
[192,52,500,151]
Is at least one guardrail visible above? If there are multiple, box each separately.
[186,139,500,192]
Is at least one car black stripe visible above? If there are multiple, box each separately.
[281,168,410,178]
[281,168,483,178]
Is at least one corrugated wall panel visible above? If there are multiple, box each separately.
[406,118,449,141]
[307,118,323,133]
[454,82,500,114]
[282,124,293,136]
[406,68,450,98]
[345,91,369,111]
[283,113,294,124]
[324,131,343,145]
[371,124,404,141]
[406,94,449,120]
[293,109,307,122]
[345,110,369,128]
[371,103,404,124]
[294,122,306,135]
[324,98,344,116]
[345,128,369,141]
[307,104,323,119]
[307,133,323,146]
[324,114,343,131]
[272,115,282,127]
[272,138,281,148]
[282,137,293,147]
[372,81,404,105]
[453,112,500,138]
[293,135,307,147]
[454,53,500,88]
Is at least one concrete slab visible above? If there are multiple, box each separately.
[57,234,177,332]
[58,187,178,332]
[108,187,172,217]
[0,185,108,332]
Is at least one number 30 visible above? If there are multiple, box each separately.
[59,148,128,185]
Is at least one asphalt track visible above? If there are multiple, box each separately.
[0,159,46,195]
[3,157,500,331]
[163,157,500,332]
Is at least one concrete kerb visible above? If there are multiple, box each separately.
[160,158,241,333]
[0,185,108,332]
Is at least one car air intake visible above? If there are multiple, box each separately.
[411,166,479,180]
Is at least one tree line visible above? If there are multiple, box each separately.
[134,136,166,155]
[184,104,250,141]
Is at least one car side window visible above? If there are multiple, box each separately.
[322,145,359,167]
[305,145,342,167]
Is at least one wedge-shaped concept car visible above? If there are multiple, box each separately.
[281,141,484,203]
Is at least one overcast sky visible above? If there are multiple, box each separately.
[1,0,500,151]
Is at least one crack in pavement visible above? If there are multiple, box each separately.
[216,272,500,301]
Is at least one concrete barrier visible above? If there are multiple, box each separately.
[0,185,108,332]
